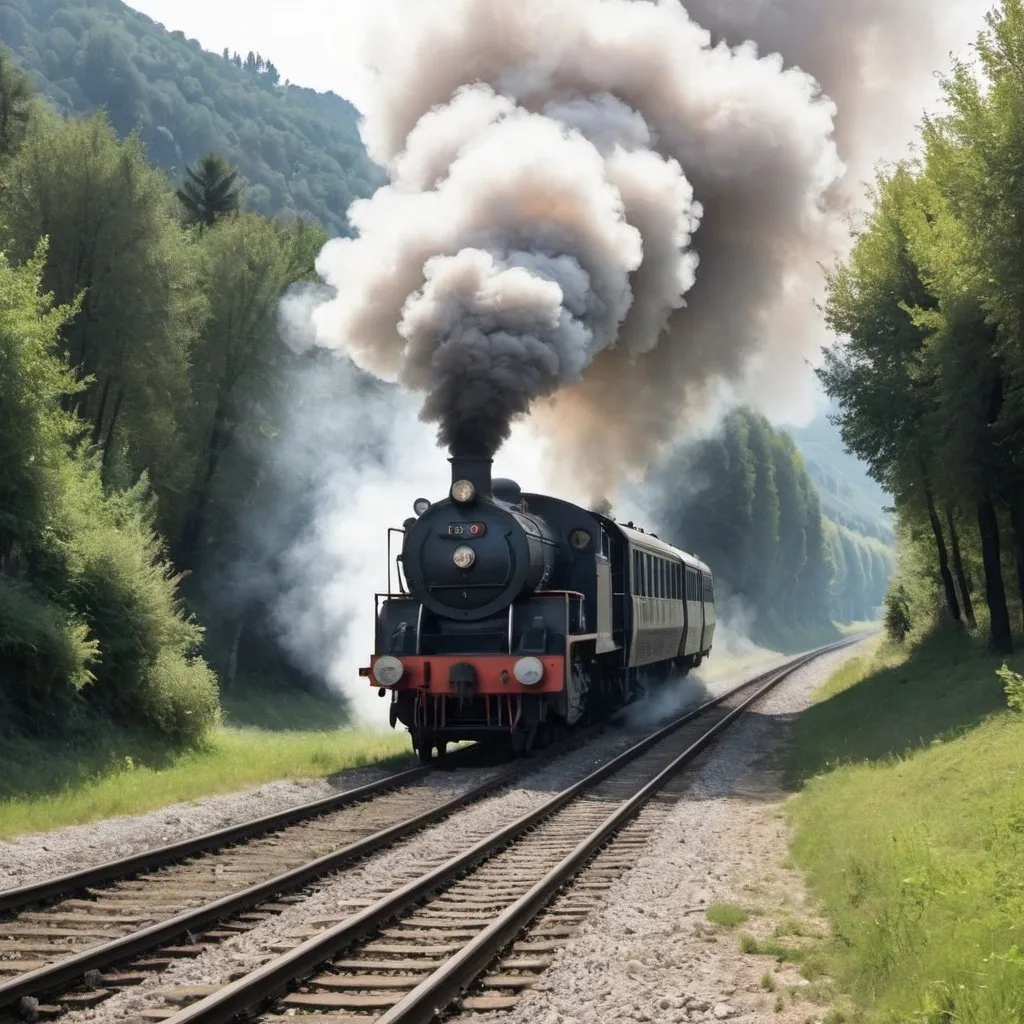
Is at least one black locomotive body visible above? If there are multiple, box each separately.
[361,448,716,759]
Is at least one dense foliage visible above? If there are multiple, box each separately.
[820,0,1024,653]
[0,243,219,743]
[649,409,892,648]
[0,0,381,235]
[0,50,330,745]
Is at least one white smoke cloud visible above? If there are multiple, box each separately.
[250,0,986,720]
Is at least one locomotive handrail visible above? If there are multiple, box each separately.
[386,527,407,596]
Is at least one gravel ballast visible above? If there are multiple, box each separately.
[471,638,870,1024]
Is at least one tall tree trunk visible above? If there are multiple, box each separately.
[180,391,229,563]
[225,618,243,690]
[1008,492,1024,633]
[91,375,113,447]
[945,505,976,628]
[100,389,124,477]
[977,497,1013,653]
[924,484,961,624]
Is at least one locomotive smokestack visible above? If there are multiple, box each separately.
[448,442,493,501]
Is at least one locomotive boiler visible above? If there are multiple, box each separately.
[360,447,716,759]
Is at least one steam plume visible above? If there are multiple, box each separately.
[304,0,843,492]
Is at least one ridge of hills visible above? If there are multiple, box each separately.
[0,0,382,236]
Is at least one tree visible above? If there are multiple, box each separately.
[0,112,204,538]
[0,48,32,158]
[176,152,242,229]
[0,241,218,742]
[745,412,781,604]
[178,214,326,563]
[818,167,965,630]
[920,1,1024,635]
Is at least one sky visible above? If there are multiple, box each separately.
[126,0,991,119]
[125,0,384,111]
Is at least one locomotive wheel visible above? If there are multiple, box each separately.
[412,729,434,763]
[510,721,537,759]
[533,719,553,751]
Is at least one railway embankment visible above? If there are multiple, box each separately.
[0,696,411,846]
[784,628,1024,1023]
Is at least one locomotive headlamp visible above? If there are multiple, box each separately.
[372,655,404,687]
[513,656,544,686]
[570,529,592,550]
[452,545,476,569]
[450,479,476,504]
[413,497,431,516]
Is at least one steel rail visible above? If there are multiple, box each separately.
[0,754,528,1011]
[158,638,861,1024]
[378,642,853,1023]
[0,763,436,915]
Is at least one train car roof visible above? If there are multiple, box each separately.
[593,513,712,575]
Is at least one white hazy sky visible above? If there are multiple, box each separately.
[124,0,383,110]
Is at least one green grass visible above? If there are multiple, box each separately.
[705,901,750,927]
[785,627,1024,1023]
[0,685,412,839]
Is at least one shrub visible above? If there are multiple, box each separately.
[996,663,1024,714]
[884,582,913,643]
[59,468,221,744]
[0,243,221,745]
[0,576,97,733]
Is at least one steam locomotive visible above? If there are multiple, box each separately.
[360,447,716,759]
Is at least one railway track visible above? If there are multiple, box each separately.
[0,742,592,1019]
[115,638,858,1024]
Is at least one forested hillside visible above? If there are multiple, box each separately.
[647,409,892,650]
[0,0,380,235]
[819,0,1024,654]
[788,404,894,545]
[0,45,335,748]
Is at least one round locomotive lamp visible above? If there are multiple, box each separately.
[451,479,476,504]
[372,655,404,687]
[452,545,476,569]
[513,656,544,686]
[413,497,431,516]
[570,528,592,550]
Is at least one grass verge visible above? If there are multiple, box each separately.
[786,627,1024,1023]
[0,685,411,840]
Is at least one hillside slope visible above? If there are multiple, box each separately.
[0,0,381,235]
[789,403,894,545]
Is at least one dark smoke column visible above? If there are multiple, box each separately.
[303,0,844,492]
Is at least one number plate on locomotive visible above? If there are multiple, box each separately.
[448,521,487,537]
